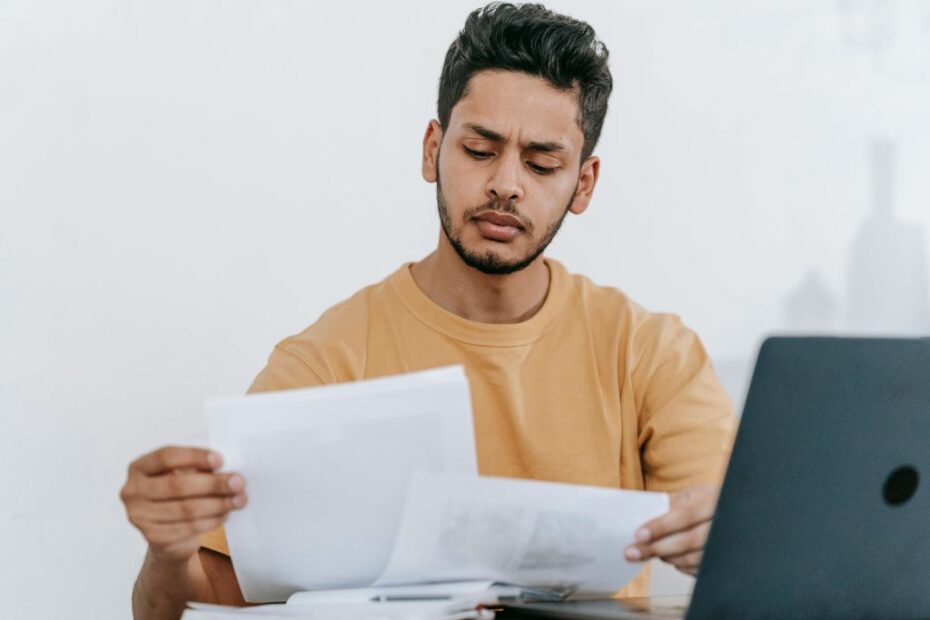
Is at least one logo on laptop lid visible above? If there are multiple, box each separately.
[883,465,919,506]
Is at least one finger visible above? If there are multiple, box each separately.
[665,550,703,575]
[140,472,244,501]
[635,486,717,543]
[132,446,223,476]
[140,495,248,524]
[146,515,229,548]
[640,521,711,561]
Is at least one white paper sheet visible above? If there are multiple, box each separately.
[375,472,669,596]
[286,581,498,605]
[183,601,494,620]
[207,366,478,603]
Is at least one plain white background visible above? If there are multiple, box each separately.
[2,1,929,617]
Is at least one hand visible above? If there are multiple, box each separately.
[624,484,719,576]
[120,446,247,564]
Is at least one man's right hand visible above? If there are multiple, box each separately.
[120,446,247,564]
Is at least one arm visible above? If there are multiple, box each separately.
[122,447,249,620]
[131,547,247,619]
[128,345,331,617]
[624,314,736,575]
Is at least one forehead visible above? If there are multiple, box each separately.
[448,70,583,149]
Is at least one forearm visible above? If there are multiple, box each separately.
[132,549,210,620]
[121,447,245,618]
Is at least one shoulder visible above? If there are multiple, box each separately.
[263,268,401,386]
[560,262,688,346]
[557,262,704,376]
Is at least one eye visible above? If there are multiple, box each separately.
[527,162,557,175]
[464,146,493,159]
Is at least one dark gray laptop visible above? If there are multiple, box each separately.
[504,337,930,619]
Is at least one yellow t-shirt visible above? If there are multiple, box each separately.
[202,258,736,598]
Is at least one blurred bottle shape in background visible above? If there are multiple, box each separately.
[783,270,839,333]
[781,138,930,337]
[846,138,930,334]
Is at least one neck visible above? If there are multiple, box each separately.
[410,233,551,324]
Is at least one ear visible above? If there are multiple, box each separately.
[422,120,443,183]
[568,156,600,215]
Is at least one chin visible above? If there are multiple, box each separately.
[467,240,522,261]
[461,248,537,276]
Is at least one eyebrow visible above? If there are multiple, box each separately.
[464,123,566,154]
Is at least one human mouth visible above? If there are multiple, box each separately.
[473,211,524,242]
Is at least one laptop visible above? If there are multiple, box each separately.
[504,337,930,619]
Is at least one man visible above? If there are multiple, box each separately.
[120,4,736,619]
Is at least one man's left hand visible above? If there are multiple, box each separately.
[623,484,720,576]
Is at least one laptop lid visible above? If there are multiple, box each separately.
[687,337,930,619]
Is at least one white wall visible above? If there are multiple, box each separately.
[2,1,929,617]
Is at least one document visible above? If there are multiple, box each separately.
[375,472,669,597]
[207,366,478,603]
[182,600,495,619]
[206,365,670,606]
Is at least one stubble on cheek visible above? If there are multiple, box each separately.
[433,146,577,275]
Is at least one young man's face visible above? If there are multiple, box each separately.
[422,69,599,275]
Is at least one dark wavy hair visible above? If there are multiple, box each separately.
[438,2,613,162]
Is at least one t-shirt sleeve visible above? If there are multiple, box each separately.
[200,345,328,556]
[633,314,737,493]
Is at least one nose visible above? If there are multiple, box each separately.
[485,149,524,204]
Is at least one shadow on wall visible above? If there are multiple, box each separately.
[715,137,930,412]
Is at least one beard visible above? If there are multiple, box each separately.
[436,167,577,276]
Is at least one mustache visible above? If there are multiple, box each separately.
[463,198,533,232]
